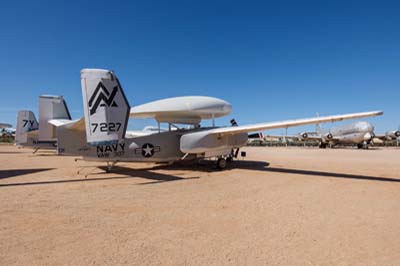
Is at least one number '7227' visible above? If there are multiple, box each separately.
[91,122,122,133]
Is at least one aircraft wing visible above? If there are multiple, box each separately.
[372,134,386,140]
[265,135,300,140]
[0,123,12,128]
[208,111,383,136]
[304,135,324,141]
[266,134,324,141]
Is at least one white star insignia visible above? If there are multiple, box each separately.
[143,144,153,156]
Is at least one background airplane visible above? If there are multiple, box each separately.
[272,121,397,149]
[378,127,400,141]
[15,95,71,152]
[0,123,14,142]
[0,123,12,129]
[49,68,383,170]
[305,121,376,149]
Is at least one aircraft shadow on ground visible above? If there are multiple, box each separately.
[159,160,400,183]
[100,165,199,185]
[0,151,26,154]
[0,165,198,188]
[0,168,54,180]
[264,167,400,183]
[27,153,59,157]
[1,159,398,188]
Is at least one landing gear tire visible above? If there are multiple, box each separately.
[357,144,363,149]
[106,161,117,173]
[217,158,227,170]
[363,142,369,149]
[319,143,327,149]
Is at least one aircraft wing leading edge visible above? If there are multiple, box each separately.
[209,111,383,136]
[0,123,12,128]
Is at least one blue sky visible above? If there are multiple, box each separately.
[0,0,399,134]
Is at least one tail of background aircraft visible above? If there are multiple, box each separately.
[15,110,39,145]
[81,69,130,145]
[38,95,71,141]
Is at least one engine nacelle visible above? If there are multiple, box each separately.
[299,132,308,140]
[324,133,333,140]
[180,130,248,154]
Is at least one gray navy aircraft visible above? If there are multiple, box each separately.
[45,68,383,170]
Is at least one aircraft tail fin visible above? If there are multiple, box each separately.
[81,68,130,145]
[38,95,71,141]
[15,110,39,145]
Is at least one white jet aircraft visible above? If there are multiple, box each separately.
[49,69,383,170]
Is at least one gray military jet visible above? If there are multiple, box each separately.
[49,68,383,170]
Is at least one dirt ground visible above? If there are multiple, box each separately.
[0,144,399,266]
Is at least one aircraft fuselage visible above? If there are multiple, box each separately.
[57,127,248,163]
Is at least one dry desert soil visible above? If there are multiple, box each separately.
[0,144,400,266]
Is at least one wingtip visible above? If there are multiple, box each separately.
[373,110,384,116]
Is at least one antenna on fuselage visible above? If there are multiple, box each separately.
[230,119,238,127]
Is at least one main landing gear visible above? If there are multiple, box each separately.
[357,142,369,149]
[217,157,227,170]
[216,153,236,170]
[106,161,118,172]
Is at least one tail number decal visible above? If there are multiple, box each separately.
[91,122,122,133]
[22,120,35,128]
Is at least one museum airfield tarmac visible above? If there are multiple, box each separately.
[1,144,400,265]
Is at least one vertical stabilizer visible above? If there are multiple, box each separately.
[38,95,71,141]
[81,69,130,145]
[16,110,38,145]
